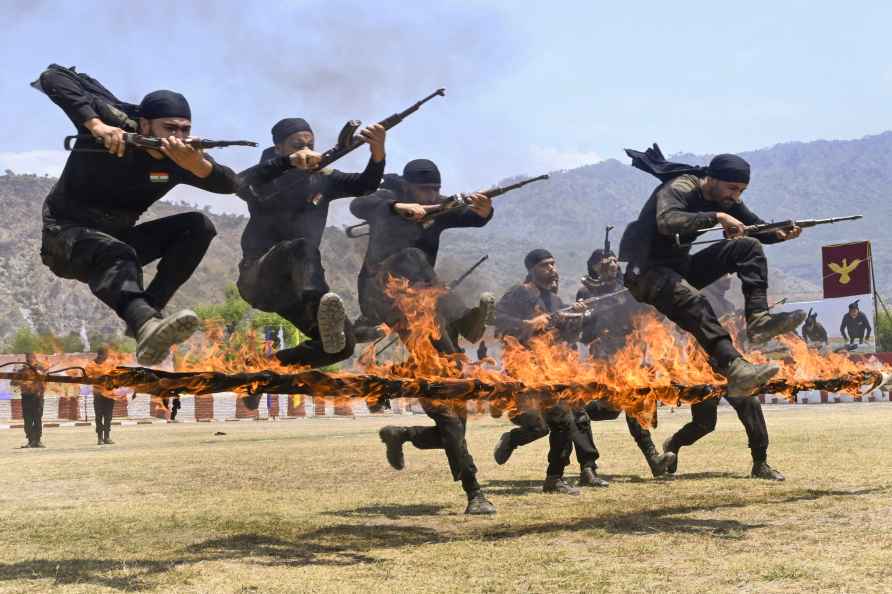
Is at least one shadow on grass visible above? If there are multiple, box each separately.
[324,503,450,518]
[0,487,883,589]
[480,478,544,496]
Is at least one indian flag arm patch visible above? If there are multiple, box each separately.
[149,172,170,183]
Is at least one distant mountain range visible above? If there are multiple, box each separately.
[1,131,889,342]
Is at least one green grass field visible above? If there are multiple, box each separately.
[1,403,891,593]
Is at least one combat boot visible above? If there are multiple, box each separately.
[103,431,115,445]
[464,490,497,515]
[136,309,201,366]
[639,439,677,478]
[318,292,347,354]
[97,434,104,446]
[662,436,680,475]
[578,466,609,487]
[746,309,807,344]
[751,461,785,481]
[721,357,779,398]
[460,292,496,343]
[493,432,514,465]
[353,316,385,343]
[379,426,408,470]
[543,476,581,496]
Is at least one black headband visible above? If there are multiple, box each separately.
[403,159,441,185]
[524,248,554,270]
[272,118,313,144]
[707,153,750,184]
[139,90,191,120]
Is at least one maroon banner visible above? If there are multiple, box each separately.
[822,241,872,299]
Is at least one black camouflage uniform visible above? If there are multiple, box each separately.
[350,169,492,353]
[236,118,384,369]
[493,252,595,490]
[575,251,673,477]
[35,65,238,337]
[840,301,872,345]
[363,160,494,513]
[12,359,47,448]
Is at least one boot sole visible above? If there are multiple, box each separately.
[136,311,200,366]
[748,311,808,343]
[318,293,347,354]
[726,363,780,397]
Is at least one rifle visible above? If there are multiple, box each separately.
[546,287,630,330]
[604,225,614,254]
[65,133,257,152]
[317,88,445,171]
[675,215,862,248]
[346,174,548,238]
[374,255,489,356]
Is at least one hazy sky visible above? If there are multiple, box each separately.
[1,0,889,216]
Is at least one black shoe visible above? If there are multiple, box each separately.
[543,476,580,496]
[464,490,497,515]
[721,357,780,398]
[354,323,385,344]
[578,466,609,487]
[461,293,496,343]
[662,437,679,475]
[379,426,407,470]
[31,441,46,448]
[97,436,104,446]
[103,437,115,445]
[747,309,807,344]
[640,441,677,478]
[493,432,514,465]
[751,461,785,481]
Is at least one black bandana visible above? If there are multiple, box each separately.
[139,90,191,120]
[626,143,750,184]
[272,118,313,145]
[403,159,441,185]
[524,248,554,270]
[707,154,750,184]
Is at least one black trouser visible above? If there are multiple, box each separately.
[507,400,576,477]
[359,248,480,355]
[93,393,115,437]
[238,238,355,369]
[22,394,43,445]
[667,395,769,462]
[579,400,657,463]
[170,397,181,420]
[625,238,769,369]
[405,399,480,493]
[41,212,217,332]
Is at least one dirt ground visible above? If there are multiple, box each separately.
[1,402,890,593]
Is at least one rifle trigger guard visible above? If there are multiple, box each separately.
[337,120,361,148]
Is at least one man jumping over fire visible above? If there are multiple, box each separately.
[354,159,497,515]
[619,145,806,480]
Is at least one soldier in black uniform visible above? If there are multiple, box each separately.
[619,147,806,399]
[359,159,496,515]
[840,300,872,345]
[236,117,386,371]
[660,277,785,481]
[35,64,240,365]
[12,353,47,448]
[492,249,596,495]
[575,248,676,478]
[89,347,115,445]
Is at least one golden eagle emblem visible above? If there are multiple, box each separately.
[827,258,862,284]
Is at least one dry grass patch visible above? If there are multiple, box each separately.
[1,403,891,593]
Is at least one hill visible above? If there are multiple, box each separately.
[1,131,889,342]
